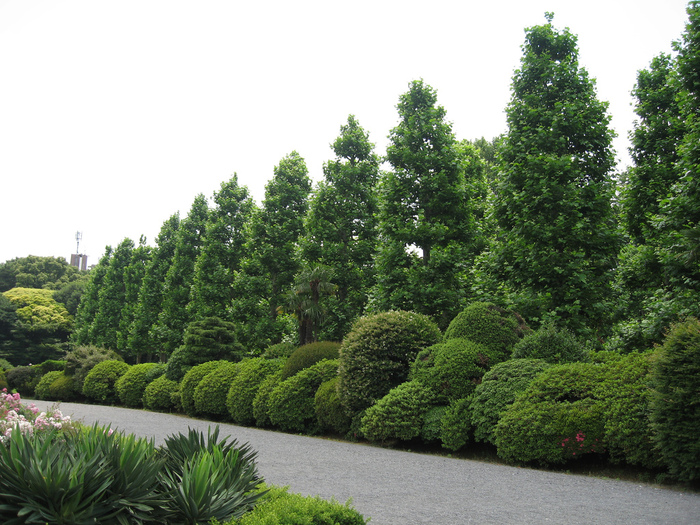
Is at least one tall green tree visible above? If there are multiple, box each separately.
[188,175,255,321]
[127,213,180,361]
[116,236,152,359]
[0,256,83,292]
[233,152,311,349]
[72,246,112,346]
[481,14,620,338]
[154,194,209,356]
[371,79,476,328]
[301,115,380,339]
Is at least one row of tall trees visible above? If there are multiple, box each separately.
[70,5,700,361]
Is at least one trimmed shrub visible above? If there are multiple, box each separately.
[421,405,448,443]
[48,372,79,402]
[268,359,339,434]
[412,338,500,402]
[33,371,64,400]
[230,484,367,525]
[37,360,66,374]
[193,362,241,419]
[142,375,179,411]
[6,365,43,396]
[180,360,229,416]
[0,370,7,391]
[82,360,130,404]
[338,311,441,417]
[280,341,342,381]
[360,380,439,443]
[314,376,352,435]
[470,359,552,445]
[64,346,122,393]
[651,317,700,481]
[440,397,473,451]
[494,362,606,466]
[115,363,165,408]
[262,342,296,360]
[443,302,528,360]
[253,371,282,428]
[511,323,588,363]
[227,358,284,426]
[0,358,14,371]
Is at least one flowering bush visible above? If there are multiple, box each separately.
[0,388,73,443]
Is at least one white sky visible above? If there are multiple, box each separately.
[0,0,691,265]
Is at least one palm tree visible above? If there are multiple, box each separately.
[286,264,336,345]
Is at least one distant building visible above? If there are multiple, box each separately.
[70,253,88,271]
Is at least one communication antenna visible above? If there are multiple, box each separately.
[75,231,82,254]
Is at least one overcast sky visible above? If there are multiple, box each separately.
[0,0,691,265]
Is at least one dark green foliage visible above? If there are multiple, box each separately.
[651,317,700,481]
[37,360,66,374]
[0,358,13,371]
[165,317,244,381]
[360,380,438,443]
[193,361,240,419]
[314,376,352,435]
[142,374,179,411]
[440,397,473,451]
[337,310,441,417]
[444,302,528,361]
[47,372,78,402]
[115,362,165,408]
[420,405,449,444]
[226,358,284,426]
[470,359,552,445]
[5,365,43,396]
[268,359,339,434]
[232,484,367,525]
[511,323,588,363]
[180,360,229,416]
[63,345,122,393]
[412,339,500,402]
[33,370,64,401]
[252,371,283,428]
[82,359,130,404]
[0,255,84,293]
[262,342,296,359]
[280,341,341,380]
[494,362,606,465]
[0,370,7,390]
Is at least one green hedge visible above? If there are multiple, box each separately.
[143,375,179,411]
[439,397,472,451]
[82,360,130,405]
[511,323,588,363]
[252,371,283,428]
[193,362,240,419]
[180,360,230,416]
[315,376,352,435]
[115,363,165,408]
[34,371,64,401]
[280,341,341,381]
[227,358,284,426]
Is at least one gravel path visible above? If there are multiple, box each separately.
[36,402,700,525]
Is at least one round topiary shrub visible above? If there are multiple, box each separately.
[314,376,351,436]
[34,371,64,401]
[48,372,79,402]
[650,317,700,481]
[411,338,500,402]
[115,363,165,408]
[6,365,44,396]
[338,310,441,417]
[143,374,179,411]
[440,397,473,451]
[443,302,528,361]
[262,342,296,360]
[268,359,339,434]
[420,405,449,444]
[360,380,439,443]
[193,361,241,419]
[82,360,130,404]
[180,360,229,416]
[227,358,284,426]
[494,362,606,466]
[469,358,552,445]
[511,323,588,363]
[280,341,342,381]
[253,371,283,428]
[64,346,122,393]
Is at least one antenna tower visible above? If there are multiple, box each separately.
[75,231,82,254]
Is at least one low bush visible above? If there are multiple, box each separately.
[360,380,439,443]
[470,359,551,445]
[33,371,64,400]
[48,372,79,402]
[268,359,339,434]
[443,302,528,361]
[6,365,43,396]
[0,358,13,371]
[115,362,165,408]
[262,342,296,360]
[0,370,8,391]
[227,358,284,426]
[280,341,342,381]
[494,362,606,466]
[421,405,448,444]
[439,397,473,451]
[64,345,122,393]
[143,375,179,411]
[194,362,241,419]
[651,317,700,481]
[338,310,441,417]
[253,371,283,428]
[511,323,588,363]
[220,484,367,525]
[315,376,352,435]
[180,360,229,416]
[82,360,130,404]
[37,360,66,374]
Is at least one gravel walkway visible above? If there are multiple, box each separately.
[34,402,700,525]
